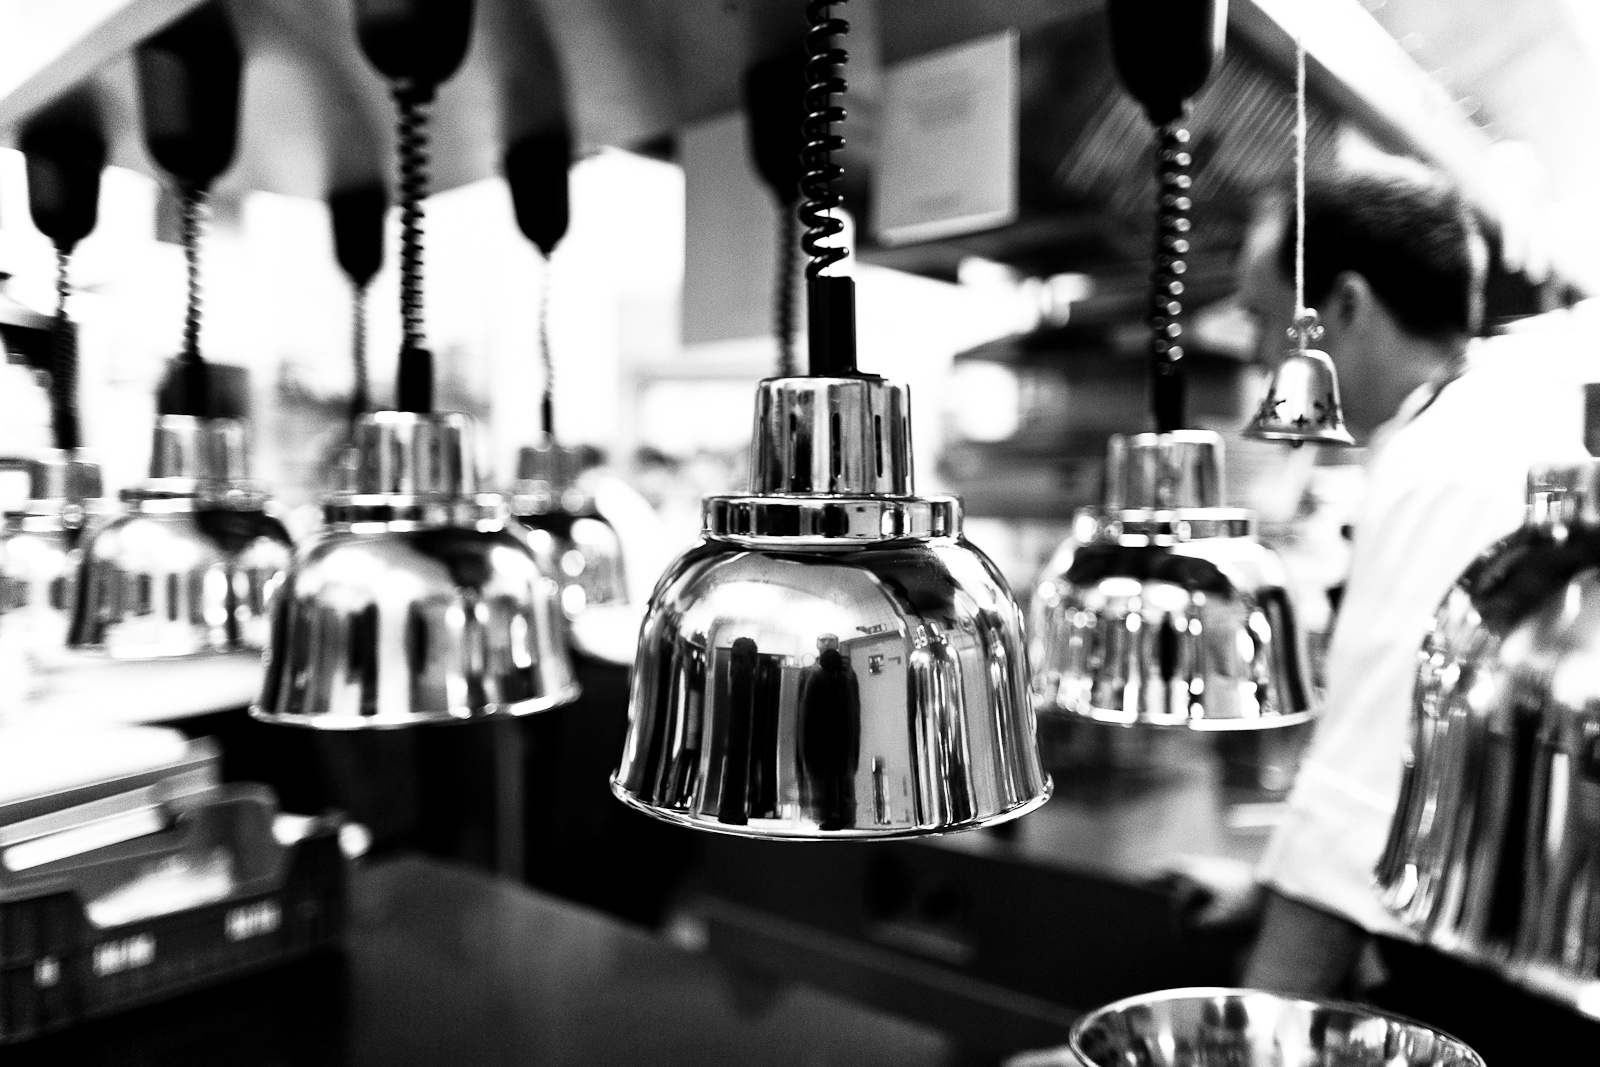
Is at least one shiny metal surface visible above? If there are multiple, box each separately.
[0,453,102,653]
[1377,458,1600,1017]
[615,375,1050,837]
[510,434,629,619]
[68,419,292,659]
[1070,988,1483,1067]
[748,375,912,495]
[1031,434,1314,730]
[254,412,577,729]
[1243,346,1356,447]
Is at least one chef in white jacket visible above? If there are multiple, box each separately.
[1237,165,1586,993]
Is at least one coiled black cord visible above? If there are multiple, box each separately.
[1149,121,1192,433]
[800,0,847,280]
[539,262,554,435]
[50,248,80,452]
[799,0,856,376]
[350,283,369,426]
[394,86,433,412]
[180,186,205,364]
[774,207,798,378]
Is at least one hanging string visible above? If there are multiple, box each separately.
[539,257,554,436]
[1291,16,1320,348]
[180,186,206,364]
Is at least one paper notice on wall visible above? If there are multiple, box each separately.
[873,30,1018,247]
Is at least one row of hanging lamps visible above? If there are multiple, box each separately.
[0,90,108,672]
[1376,412,1600,1017]
[1029,0,1316,731]
[253,0,577,728]
[69,4,295,664]
[612,0,1050,838]
[503,130,630,628]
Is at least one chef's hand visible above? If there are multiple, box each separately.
[1150,854,1264,933]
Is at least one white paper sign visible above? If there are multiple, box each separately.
[873,31,1019,247]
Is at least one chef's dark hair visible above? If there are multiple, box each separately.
[1274,168,1487,340]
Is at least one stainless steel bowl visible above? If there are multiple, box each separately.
[1070,988,1483,1067]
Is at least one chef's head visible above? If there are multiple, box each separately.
[1235,164,1488,440]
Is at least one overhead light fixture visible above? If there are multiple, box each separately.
[504,130,630,625]
[1029,1,1314,732]
[612,0,1051,838]
[71,8,294,666]
[253,0,577,728]
[1377,450,1600,1020]
[2,90,106,670]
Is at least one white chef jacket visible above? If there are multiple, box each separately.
[1258,331,1587,934]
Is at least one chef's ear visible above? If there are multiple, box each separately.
[1325,270,1375,333]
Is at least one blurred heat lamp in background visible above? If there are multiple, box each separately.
[1029,0,1316,733]
[503,128,631,637]
[253,0,577,729]
[68,6,294,672]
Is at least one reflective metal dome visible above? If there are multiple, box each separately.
[613,375,1051,838]
[68,416,291,659]
[1030,431,1314,729]
[1378,459,1600,1017]
[253,411,578,729]
[0,453,101,651]
[1071,988,1483,1067]
[509,433,628,620]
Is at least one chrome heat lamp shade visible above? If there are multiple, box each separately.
[613,375,1051,838]
[253,411,577,729]
[0,453,102,651]
[68,416,290,658]
[1071,988,1483,1067]
[1030,430,1314,729]
[510,433,627,619]
[1377,459,1600,1019]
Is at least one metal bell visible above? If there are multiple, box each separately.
[1243,314,1355,446]
[253,411,578,729]
[509,433,628,619]
[613,375,1052,838]
[68,416,291,659]
[1030,430,1314,730]
[1377,458,1600,1018]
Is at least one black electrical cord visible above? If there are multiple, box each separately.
[1149,122,1192,433]
[50,249,80,453]
[175,184,211,416]
[800,0,856,377]
[539,262,554,436]
[774,207,798,377]
[394,87,433,412]
[351,284,370,423]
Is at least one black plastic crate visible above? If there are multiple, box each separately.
[0,783,347,1043]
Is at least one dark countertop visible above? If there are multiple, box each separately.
[10,855,1000,1067]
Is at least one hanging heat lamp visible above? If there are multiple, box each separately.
[0,89,107,663]
[503,129,629,623]
[253,0,577,728]
[69,5,294,662]
[612,0,1050,838]
[1240,17,1353,448]
[1028,0,1315,731]
[1375,405,1600,1019]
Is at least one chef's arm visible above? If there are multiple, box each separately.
[1242,889,1367,997]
